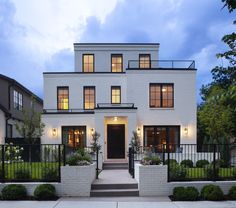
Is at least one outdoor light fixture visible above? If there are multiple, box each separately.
[137,127,141,135]
[114,116,118,121]
[91,128,94,135]
[52,128,57,137]
[184,127,188,135]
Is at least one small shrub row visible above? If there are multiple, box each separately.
[173,185,236,201]
[141,155,161,165]
[1,184,57,200]
[66,148,92,166]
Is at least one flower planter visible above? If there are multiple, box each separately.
[135,163,168,196]
[60,163,96,196]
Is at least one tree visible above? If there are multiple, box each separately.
[221,0,236,13]
[130,131,141,151]
[15,97,45,144]
[90,131,101,153]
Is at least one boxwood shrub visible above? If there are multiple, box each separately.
[14,169,31,180]
[196,159,209,168]
[173,186,199,201]
[165,159,178,166]
[34,184,57,200]
[169,164,187,181]
[1,184,27,200]
[201,184,224,201]
[228,186,236,200]
[42,167,58,181]
[204,164,219,179]
[180,159,193,168]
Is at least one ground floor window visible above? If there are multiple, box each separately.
[62,126,86,148]
[143,126,180,152]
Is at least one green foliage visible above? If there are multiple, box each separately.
[196,159,209,168]
[130,131,141,151]
[165,159,178,166]
[42,167,58,181]
[173,186,199,201]
[180,159,193,168]
[90,131,102,153]
[204,164,219,179]
[169,164,187,181]
[34,184,57,200]
[66,149,92,166]
[141,155,161,165]
[14,169,31,180]
[1,184,27,200]
[201,184,224,201]
[4,144,24,163]
[231,167,236,177]
[212,159,229,168]
[228,186,236,200]
[221,0,236,12]
[15,97,45,144]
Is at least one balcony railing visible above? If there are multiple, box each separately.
[96,103,136,109]
[43,109,94,114]
[127,60,195,69]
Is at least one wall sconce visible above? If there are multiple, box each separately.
[113,116,118,121]
[91,128,94,135]
[52,128,57,137]
[184,127,188,135]
[137,127,141,136]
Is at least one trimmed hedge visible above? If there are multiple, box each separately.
[165,159,178,166]
[204,164,219,179]
[14,169,31,180]
[169,164,187,181]
[201,184,224,201]
[1,184,27,200]
[228,186,236,200]
[42,167,58,181]
[34,184,57,200]
[173,186,199,201]
[180,159,193,168]
[196,159,209,168]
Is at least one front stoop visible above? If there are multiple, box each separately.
[90,183,139,197]
[103,162,128,170]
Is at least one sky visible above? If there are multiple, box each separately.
[0,0,235,102]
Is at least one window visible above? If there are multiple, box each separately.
[139,54,150,68]
[84,86,95,109]
[149,83,174,108]
[57,87,69,110]
[144,126,180,152]
[13,90,23,110]
[111,54,123,72]
[83,54,94,72]
[7,124,12,138]
[111,86,121,104]
[62,126,86,148]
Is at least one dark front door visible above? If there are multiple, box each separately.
[107,124,125,159]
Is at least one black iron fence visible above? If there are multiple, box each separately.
[128,144,236,181]
[0,144,101,182]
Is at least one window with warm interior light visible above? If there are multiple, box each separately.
[83,54,94,72]
[111,54,123,72]
[84,86,95,109]
[57,87,69,110]
[139,54,151,68]
[111,86,121,104]
[149,83,174,108]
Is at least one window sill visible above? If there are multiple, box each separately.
[149,107,174,110]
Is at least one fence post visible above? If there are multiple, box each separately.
[167,144,170,182]
[1,145,5,182]
[58,145,61,182]
[162,144,165,164]
[63,145,66,166]
[213,144,216,181]
[96,146,99,179]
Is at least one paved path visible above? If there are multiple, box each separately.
[0,198,236,208]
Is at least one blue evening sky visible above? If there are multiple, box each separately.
[0,0,235,102]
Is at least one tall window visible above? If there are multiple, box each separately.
[83,54,94,72]
[13,90,23,111]
[57,87,69,110]
[111,86,121,104]
[149,83,174,108]
[111,54,123,72]
[84,86,95,109]
[139,54,150,68]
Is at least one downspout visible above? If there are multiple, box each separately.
[5,116,10,143]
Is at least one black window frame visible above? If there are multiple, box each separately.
[82,54,94,72]
[13,90,23,111]
[149,83,174,108]
[139,54,151,68]
[111,86,121,104]
[111,54,123,72]
[57,86,69,110]
[83,86,96,110]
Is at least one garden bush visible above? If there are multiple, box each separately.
[141,155,161,165]
[228,186,236,200]
[204,164,219,179]
[42,167,58,181]
[196,159,209,168]
[169,164,187,181]
[173,186,199,201]
[212,159,228,168]
[66,150,92,166]
[34,184,57,200]
[180,159,194,168]
[1,184,27,200]
[165,159,178,166]
[201,184,224,201]
[14,169,31,180]
[231,167,236,177]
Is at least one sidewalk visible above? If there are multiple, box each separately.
[0,197,236,208]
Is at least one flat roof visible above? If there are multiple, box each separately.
[74,43,160,46]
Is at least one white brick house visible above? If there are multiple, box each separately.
[42,43,197,162]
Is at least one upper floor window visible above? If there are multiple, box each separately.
[57,87,69,110]
[149,83,174,108]
[83,54,94,72]
[13,90,23,111]
[84,86,95,109]
[111,54,123,72]
[111,86,121,104]
[139,54,151,68]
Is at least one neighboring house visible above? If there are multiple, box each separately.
[0,74,43,144]
[42,43,197,161]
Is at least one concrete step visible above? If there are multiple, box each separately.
[91,183,138,190]
[103,163,128,170]
[90,189,139,197]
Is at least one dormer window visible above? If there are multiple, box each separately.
[139,54,151,68]
[83,54,94,72]
[111,54,123,72]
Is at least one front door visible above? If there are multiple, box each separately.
[107,124,125,159]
